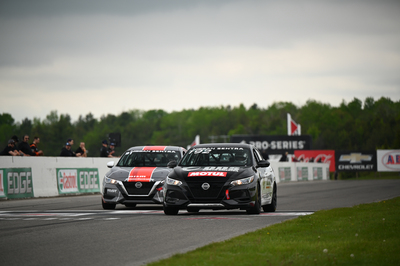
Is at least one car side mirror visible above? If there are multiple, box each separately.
[257,160,270,168]
[107,161,115,168]
[167,160,177,168]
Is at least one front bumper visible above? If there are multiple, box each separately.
[102,180,164,205]
[163,181,257,210]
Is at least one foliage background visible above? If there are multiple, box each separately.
[1,97,399,157]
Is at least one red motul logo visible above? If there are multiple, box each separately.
[188,172,227,177]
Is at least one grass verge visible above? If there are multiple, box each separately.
[148,197,400,266]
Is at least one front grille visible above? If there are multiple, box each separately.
[123,181,154,195]
[187,181,225,200]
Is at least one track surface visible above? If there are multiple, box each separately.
[1,179,399,266]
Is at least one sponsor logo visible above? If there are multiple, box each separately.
[188,172,227,177]
[0,170,4,197]
[339,153,372,163]
[250,140,306,150]
[381,151,400,170]
[201,183,210,190]
[58,170,78,193]
[203,167,239,172]
[135,182,143,188]
[7,170,33,196]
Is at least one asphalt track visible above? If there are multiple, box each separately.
[1,179,399,266]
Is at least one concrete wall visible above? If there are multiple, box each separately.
[0,156,329,199]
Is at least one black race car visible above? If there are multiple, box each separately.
[163,143,277,215]
[101,146,186,209]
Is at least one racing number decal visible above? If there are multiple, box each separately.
[128,167,156,182]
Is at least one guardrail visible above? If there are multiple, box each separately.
[0,157,329,199]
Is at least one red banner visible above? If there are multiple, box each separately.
[294,150,335,172]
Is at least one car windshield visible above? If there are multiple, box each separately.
[117,150,181,167]
[180,147,252,167]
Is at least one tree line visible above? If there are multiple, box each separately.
[1,97,399,157]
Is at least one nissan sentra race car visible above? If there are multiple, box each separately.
[102,146,186,209]
[163,143,277,215]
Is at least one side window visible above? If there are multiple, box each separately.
[253,149,264,163]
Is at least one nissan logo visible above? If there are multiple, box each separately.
[135,182,143,188]
[201,183,210,190]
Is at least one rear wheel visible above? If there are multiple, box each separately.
[247,185,261,215]
[263,185,277,212]
[163,203,179,215]
[102,199,116,210]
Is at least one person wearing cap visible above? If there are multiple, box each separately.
[108,142,117,157]
[60,142,76,156]
[100,140,109,157]
[0,139,20,156]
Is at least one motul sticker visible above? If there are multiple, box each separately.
[188,172,227,177]
[128,167,156,182]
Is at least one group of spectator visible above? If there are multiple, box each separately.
[1,135,118,158]
[0,135,44,156]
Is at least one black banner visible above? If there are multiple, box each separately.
[230,135,312,154]
[335,151,377,172]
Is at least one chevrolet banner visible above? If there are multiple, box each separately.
[335,151,377,172]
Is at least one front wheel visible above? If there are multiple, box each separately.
[163,203,179,215]
[246,185,261,215]
[263,185,277,212]
[102,199,116,210]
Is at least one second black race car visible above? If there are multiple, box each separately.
[102,146,186,209]
[163,143,277,215]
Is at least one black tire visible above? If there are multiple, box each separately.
[163,204,179,215]
[124,203,137,208]
[246,185,261,215]
[187,207,200,213]
[263,185,277,212]
[102,199,116,210]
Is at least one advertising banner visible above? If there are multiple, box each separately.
[57,168,100,194]
[0,168,34,199]
[377,150,400,172]
[278,167,292,182]
[335,151,377,172]
[294,150,335,172]
[230,135,312,156]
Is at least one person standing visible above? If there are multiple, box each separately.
[60,142,76,156]
[108,142,117,157]
[18,135,35,156]
[0,139,20,156]
[100,140,109,157]
[75,142,87,157]
[30,136,44,156]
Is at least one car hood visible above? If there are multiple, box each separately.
[106,166,172,182]
[170,166,255,182]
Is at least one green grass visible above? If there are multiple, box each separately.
[148,197,400,266]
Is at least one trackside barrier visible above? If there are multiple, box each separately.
[0,156,119,199]
[0,157,329,199]
[270,162,330,183]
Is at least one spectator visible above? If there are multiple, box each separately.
[30,136,44,156]
[0,139,20,156]
[108,142,117,157]
[100,140,109,157]
[67,138,74,146]
[11,135,23,155]
[280,151,288,162]
[60,142,76,156]
[75,142,87,157]
[18,135,35,156]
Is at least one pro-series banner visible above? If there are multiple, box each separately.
[230,135,312,154]
[57,168,100,194]
[0,168,34,199]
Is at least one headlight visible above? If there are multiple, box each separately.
[104,177,118,184]
[230,176,254,186]
[166,177,182,186]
